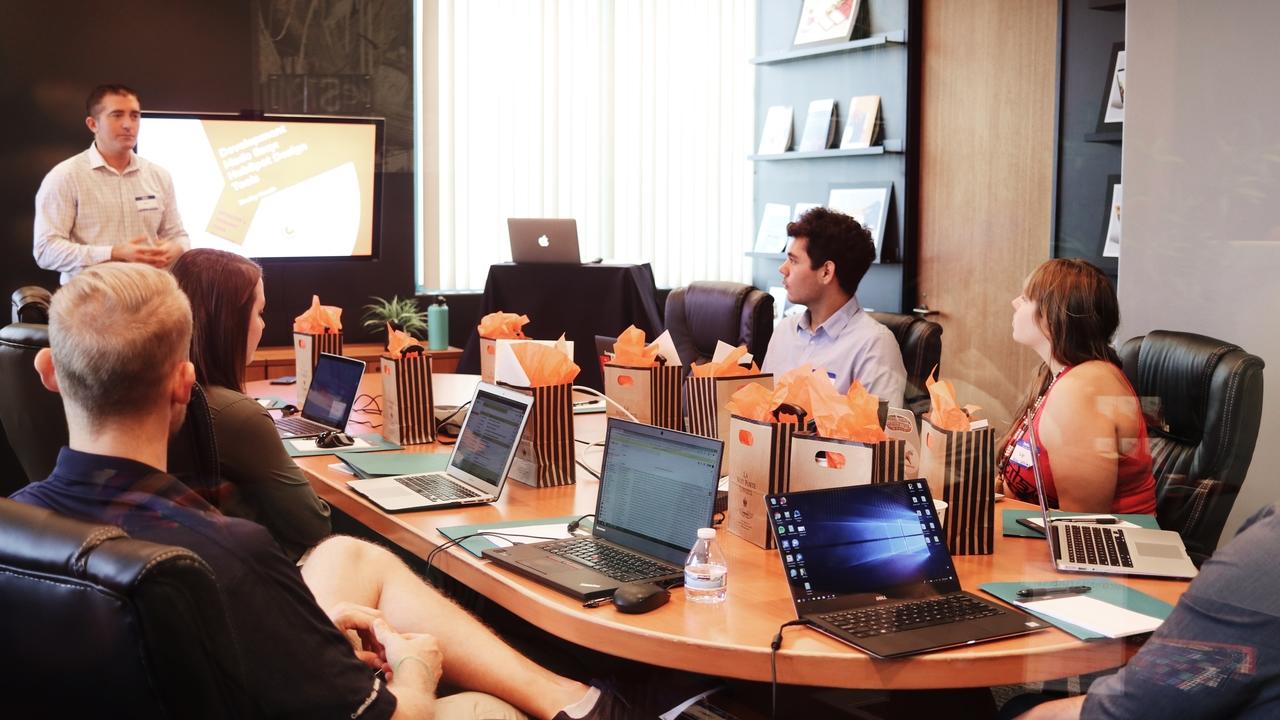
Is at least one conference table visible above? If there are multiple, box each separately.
[250,374,1192,690]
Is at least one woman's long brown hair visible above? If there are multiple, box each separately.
[171,249,263,391]
[999,258,1121,452]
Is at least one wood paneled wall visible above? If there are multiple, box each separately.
[917,0,1058,428]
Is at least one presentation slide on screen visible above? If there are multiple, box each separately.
[138,117,376,258]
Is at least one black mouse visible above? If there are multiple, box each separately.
[315,431,354,448]
[612,582,670,614]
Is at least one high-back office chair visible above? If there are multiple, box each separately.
[868,311,943,418]
[663,281,774,366]
[0,498,253,717]
[10,285,51,324]
[0,320,220,492]
[1119,330,1265,564]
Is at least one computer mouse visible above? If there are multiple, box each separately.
[612,582,670,614]
[316,431,355,448]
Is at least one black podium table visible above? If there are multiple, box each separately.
[458,263,664,390]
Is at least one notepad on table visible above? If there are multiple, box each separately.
[335,451,450,479]
[1013,595,1164,638]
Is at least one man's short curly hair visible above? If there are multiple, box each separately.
[786,206,875,296]
[86,84,139,118]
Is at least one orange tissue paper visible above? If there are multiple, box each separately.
[689,345,760,378]
[812,380,886,444]
[385,323,424,359]
[611,326,660,367]
[512,340,580,386]
[725,381,776,422]
[925,371,980,432]
[293,295,343,334]
[477,312,529,339]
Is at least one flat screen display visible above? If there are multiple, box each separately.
[138,112,383,260]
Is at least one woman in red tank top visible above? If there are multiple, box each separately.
[997,259,1157,515]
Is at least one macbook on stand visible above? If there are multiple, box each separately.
[275,353,366,438]
[1026,426,1197,579]
[508,218,582,264]
[483,418,723,600]
[346,383,533,512]
[767,481,1046,659]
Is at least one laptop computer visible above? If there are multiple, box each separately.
[346,383,533,512]
[766,481,1046,659]
[1026,424,1198,579]
[275,353,366,438]
[483,418,723,600]
[508,218,581,264]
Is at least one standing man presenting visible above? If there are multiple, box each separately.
[34,84,188,283]
[762,206,907,407]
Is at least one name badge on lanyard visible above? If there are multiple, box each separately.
[134,194,161,212]
[1009,438,1034,468]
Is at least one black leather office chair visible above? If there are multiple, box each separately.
[0,498,253,717]
[663,281,774,367]
[0,322,67,488]
[1119,330,1265,564]
[868,311,943,418]
[0,321,220,492]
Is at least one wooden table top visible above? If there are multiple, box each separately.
[250,375,1191,689]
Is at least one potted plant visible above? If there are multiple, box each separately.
[362,295,429,347]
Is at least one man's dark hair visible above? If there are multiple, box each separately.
[86,84,140,118]
[786,206,876,296]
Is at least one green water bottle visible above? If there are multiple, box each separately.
[427,296,449,351]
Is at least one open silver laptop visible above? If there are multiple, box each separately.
[508,218,581,264]
[346,383,532,512]
[275,353,366,438]
[1028,424,1197,579]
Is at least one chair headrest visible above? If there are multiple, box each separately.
[678,282,751,356]
[1121,330,1255,442]
[11,286,52,325]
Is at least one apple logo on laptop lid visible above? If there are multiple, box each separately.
[538,235,550,247]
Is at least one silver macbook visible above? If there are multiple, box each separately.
[1028,424,1197,579]
[347,383,533,512]
[508,218,581,264]
[275,353,366,438]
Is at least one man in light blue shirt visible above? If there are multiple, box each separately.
[762,207,907,408]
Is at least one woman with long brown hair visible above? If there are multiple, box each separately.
[998,258,1156,514]
[172,248,330,559]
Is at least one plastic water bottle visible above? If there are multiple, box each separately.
[684,528,728,604]
[427,296,449,351]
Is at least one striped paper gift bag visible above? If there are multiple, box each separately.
[602,363,683,430]
[380,351,436,445]
[505,382,576,488]
[293,331,344,405]
[787,435,907,491]
[725,414,799,549]
[920,419,997,555]
[686,373,773,440]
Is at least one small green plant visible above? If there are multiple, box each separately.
[362,295,429,336]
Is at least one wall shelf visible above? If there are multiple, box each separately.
[745,251,786,260]
[751,30,906,66]
[749,140,904,161]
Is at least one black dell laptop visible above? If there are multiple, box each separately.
[767,481,1046,659]
[483,418,723,600]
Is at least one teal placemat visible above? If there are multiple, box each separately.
[1003,509,1160,537]
[283,433,401,457]
[253,397,291,410]
[336,451,450,479]
[439,516,594,558]
[980,578,1174,640]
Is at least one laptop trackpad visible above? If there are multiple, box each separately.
[1135,542,1184,559]
[516,555,581,576]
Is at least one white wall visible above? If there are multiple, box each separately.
[1119,0,1280,545]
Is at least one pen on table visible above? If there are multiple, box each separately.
[583,596,613,609]
[1017,585,1092,599]
[1050,517,1120,525]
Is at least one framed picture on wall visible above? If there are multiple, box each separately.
[1101,175,1122,258]
[1095,42,1126,133]
[792,0,862,48]
[827,181,893,260]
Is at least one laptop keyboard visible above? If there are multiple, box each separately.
[394,473,482,502]
[1065,524,1134,567]
[276,416,333,436]
[821,594,1005,638]
[546,538,678,583]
